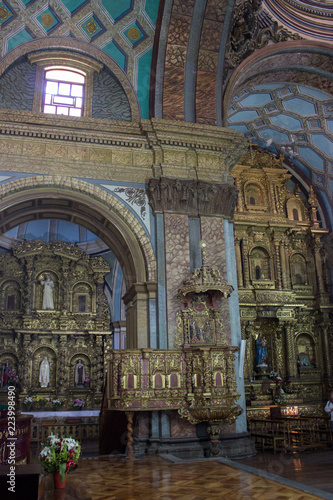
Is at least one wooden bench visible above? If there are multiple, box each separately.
[248,419,287,454]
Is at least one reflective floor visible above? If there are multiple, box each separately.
[36,439,333,500]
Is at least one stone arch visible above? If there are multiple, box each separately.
[0,37,141,122]
[0,176,157,348]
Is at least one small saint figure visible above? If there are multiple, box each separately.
[39,356,50,388]
[255,332,267,366]
[41,274,54,310]
[75,359,85,387]
[1,362,10,388]
[190,321,198,342]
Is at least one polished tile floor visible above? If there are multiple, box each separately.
[37,440,333,500]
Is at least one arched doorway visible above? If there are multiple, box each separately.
[0,176,157,349]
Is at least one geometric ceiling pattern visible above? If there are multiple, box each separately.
[227,83,333,224]
[0,0,159,118]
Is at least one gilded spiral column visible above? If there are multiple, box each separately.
[125,411,135,459]
[321,325,332,377]
[274,241,282,289]
[285,322,297,377]
[242,239,250,287]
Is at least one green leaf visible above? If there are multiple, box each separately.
[59,462,66,483]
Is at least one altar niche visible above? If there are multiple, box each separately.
[0,240,112,410]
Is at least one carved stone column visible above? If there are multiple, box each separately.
[123,283,154,349]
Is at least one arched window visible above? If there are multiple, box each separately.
[293,208,299,220]
[43,67,85,117]
[249,196,256,205]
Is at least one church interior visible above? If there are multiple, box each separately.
[0,0,332,498]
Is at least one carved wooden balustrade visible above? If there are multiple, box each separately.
[106,346,241,438]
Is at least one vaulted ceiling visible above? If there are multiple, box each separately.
[0,0,332,227]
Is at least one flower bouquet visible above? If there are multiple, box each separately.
[23,396,35,411]
[52,399,62,411]
[73,398,85,409]
[36,396,50,410]
[83,377,91,387]
[39,434,81,483]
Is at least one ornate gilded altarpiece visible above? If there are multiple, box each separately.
[231,148,333,417]
[0,240,112,410]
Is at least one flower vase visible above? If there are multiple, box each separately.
[53,471,67,489]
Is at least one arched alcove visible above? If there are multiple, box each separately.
[290,253,308,286]
[0,176,157,348]
[250,247,271,281]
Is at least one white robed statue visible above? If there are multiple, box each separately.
[39,356,50,387]
[41,274,54,310]
[75,359,85,386]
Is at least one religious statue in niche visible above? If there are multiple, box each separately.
[0,362,17,388]
[39,356,50,387]
[40,274,54,310]
[75,359,85,387]
[255,332,267,366]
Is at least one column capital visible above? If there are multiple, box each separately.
[148,177,237,218]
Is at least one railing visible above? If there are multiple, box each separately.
[248,416,332,453]
[41,419,99,442]
[0,415,33,465]
[107,346,239,413]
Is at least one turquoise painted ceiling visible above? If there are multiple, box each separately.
[227,83,333,225]
[0,0,160,118]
